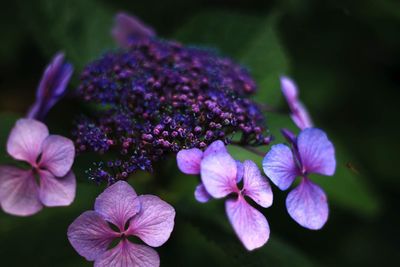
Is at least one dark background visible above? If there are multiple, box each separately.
[0,0,399,266]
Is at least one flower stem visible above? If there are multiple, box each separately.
[230,141,266,157]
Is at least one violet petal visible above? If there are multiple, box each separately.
[262,144,299,190]
[200,152,238,198]
[94,239,160,267]
[176,148,203,175]
[297,128,336,176]
[194,183,212,203]
[94,181,141,231]
[0,166,42,216]
[6,119,49,165]
[290,102,313,130]
[127,195,175,247]
[112,12,155,48]
[236,160,244,183]
[38,170,76,207]
[27,53,73,120]
[286,178,329,230]
[39,135,75,177]
[280,76,313,130]
[242,160,273,208]
[225,196,270,251]
[203,140,227,157]
[67,210,119,261]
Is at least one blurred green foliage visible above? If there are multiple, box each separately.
[0,0,399,266]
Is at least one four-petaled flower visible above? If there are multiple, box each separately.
[280,76,313,130]
[177,140,243,203]
[263,128,336,229]
[0,119,76,216]
[68,180,175,267]
[201,152,273,250]
[27,52,73,121]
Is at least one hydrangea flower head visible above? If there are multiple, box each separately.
[74,32,269,184]
[199,150,273,250]
[27,52,73,120]
[280,76,313,130]
[0,119,76,216]
[68,180,175,267]
[263,128,335,229]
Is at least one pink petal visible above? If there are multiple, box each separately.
[194,183,211,203]
[94,181,141,231]
[0,166,42,216]
[225,196,270,251]
[6,119,49,165]
[39,135,75,177]
[67,211,119,261]
[297,128,336,176]
[200,152,238,198]
[127,195,175,247]
[176,148,203,175]
[262,144,299,190]
[242,160,273,208]
[203,140,227,157]
[94,239,159,267]
[286,178,329,230]
[38,170,76,207]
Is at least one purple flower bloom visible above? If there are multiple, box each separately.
[177,140,243,203]
[27,52,73,120]
[75,33,268,183]
[262,128,336,230]
[0,119,76,216]
[196,149,272,250]
[280,76,313,130]
[112,12,155,48]
[67,181,175,267]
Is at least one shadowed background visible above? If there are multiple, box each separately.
[0,0,399,266]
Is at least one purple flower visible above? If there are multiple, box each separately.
[280,76,313,130]
[0,119,76,216]
[27,52,73,121]
[182,146,271,250]
[177,140,243,203]
[67,181,175,267]
[112,12,155,48]
[75,28,268,183]
[263,128,336,230]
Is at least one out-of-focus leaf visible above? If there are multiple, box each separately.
[176,201,318,267]
[18,0,115,69]
[0,113,20,165]
[173,9,262,58]
[314,138,380,217]
[239,13,290,106]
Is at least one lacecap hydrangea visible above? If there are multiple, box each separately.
[73,28,270,184]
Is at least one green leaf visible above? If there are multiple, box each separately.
[0,113,20,165]
[175,200,318,267]
[239,13,290,106]
[19,0,115,69]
